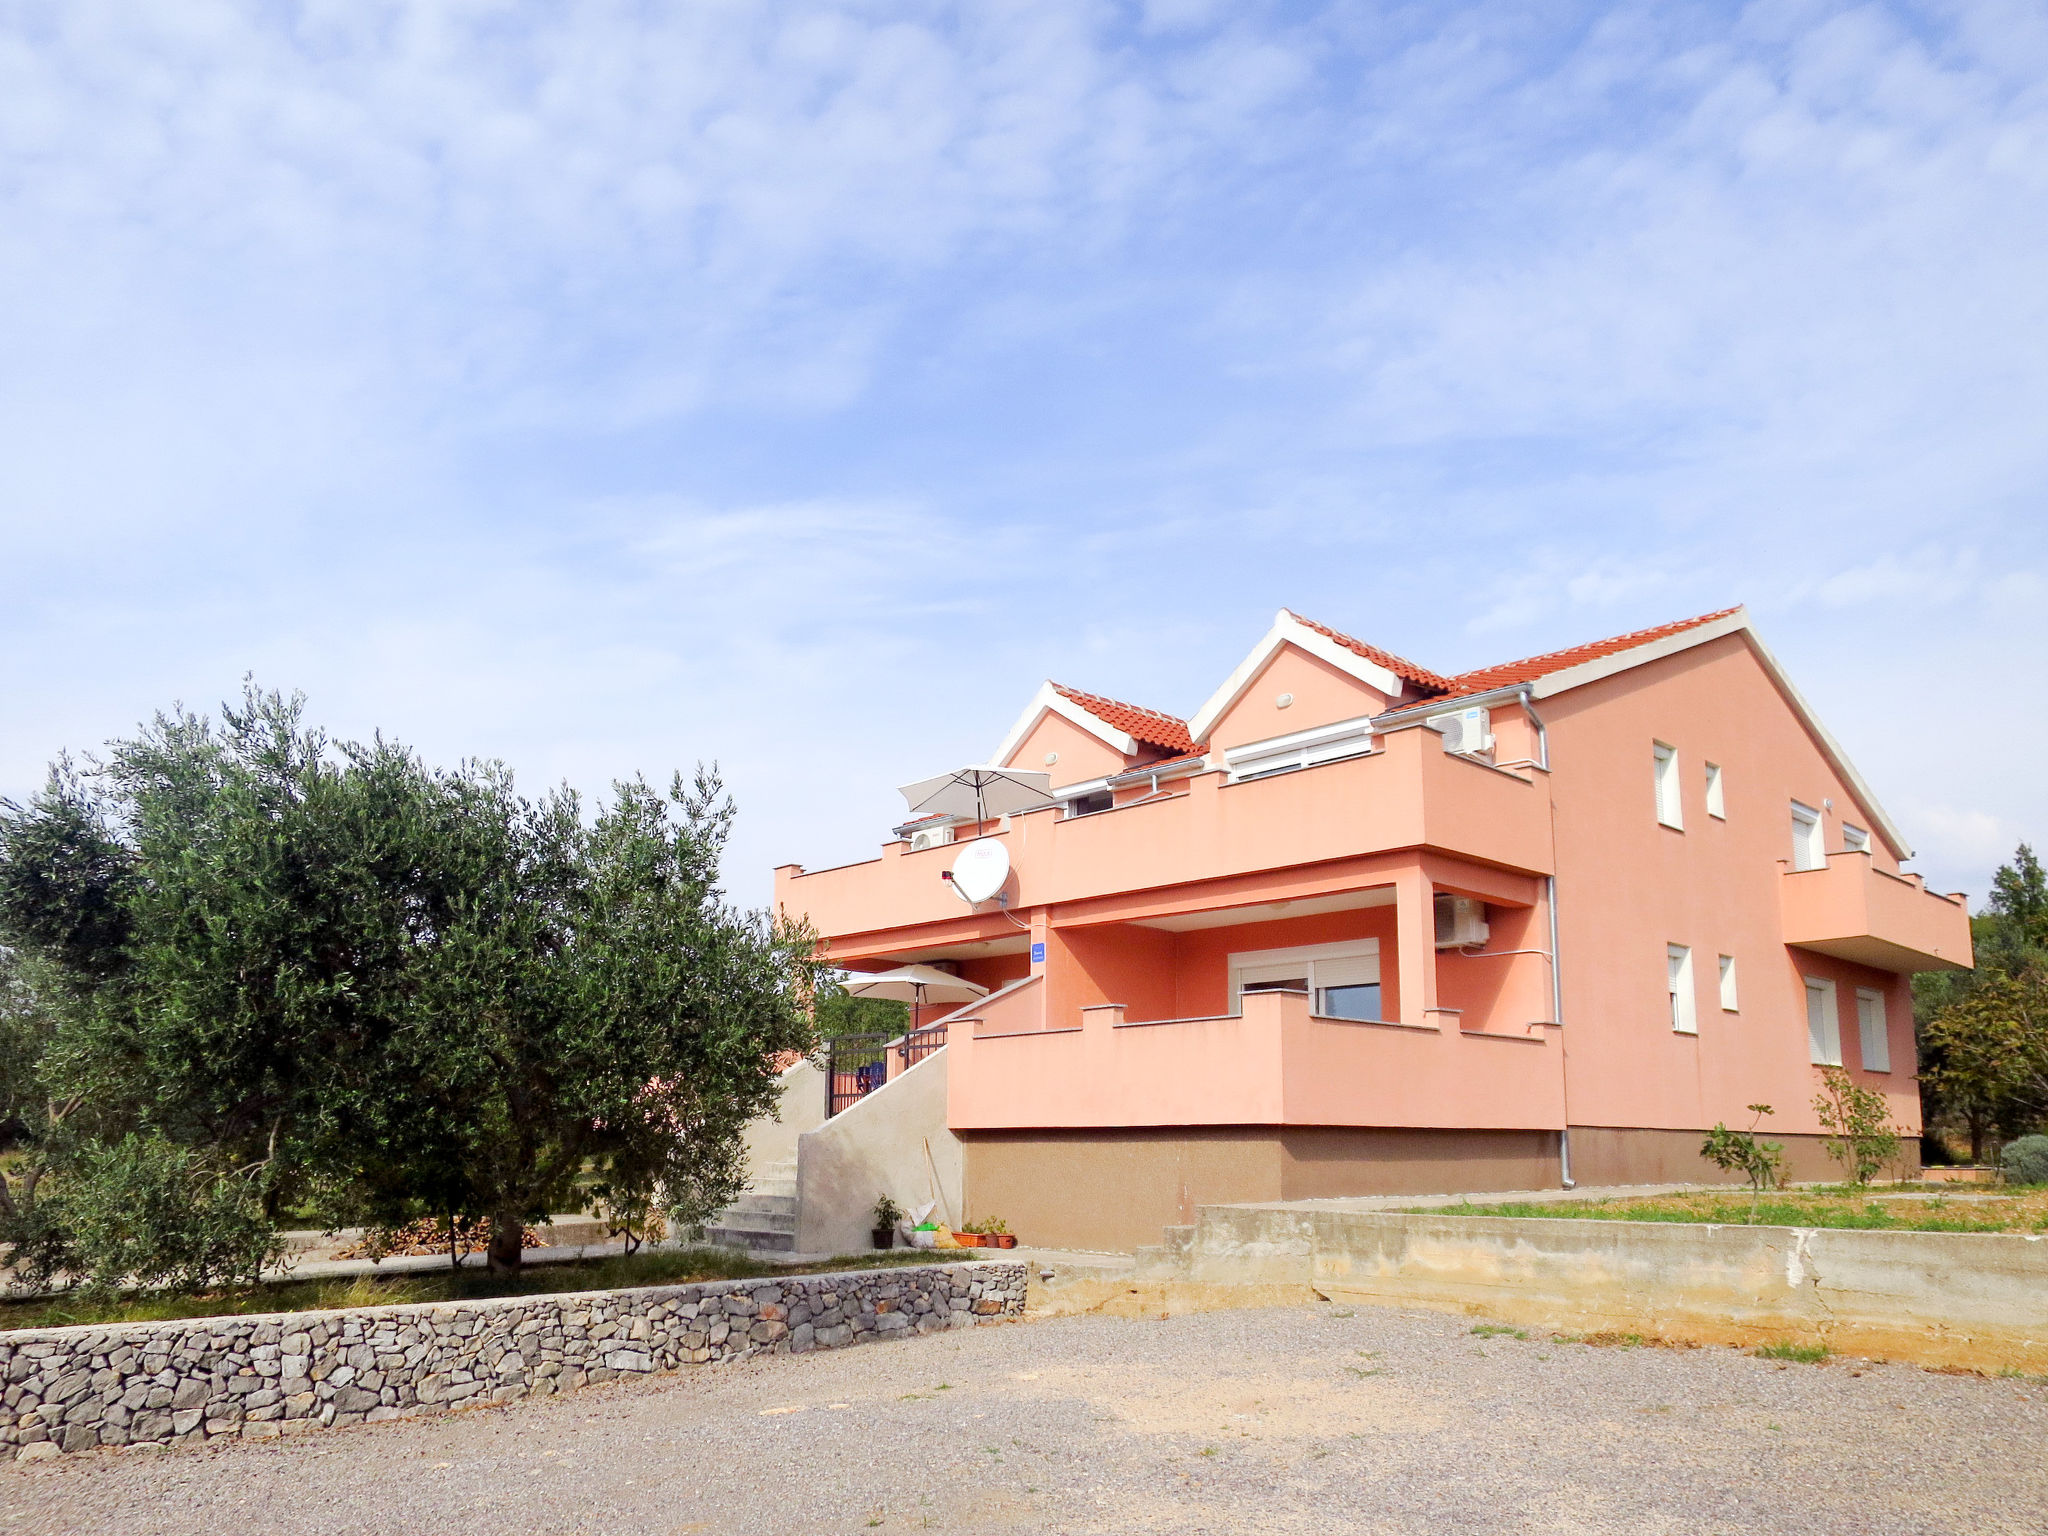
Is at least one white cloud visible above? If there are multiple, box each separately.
[2,1,2045,910]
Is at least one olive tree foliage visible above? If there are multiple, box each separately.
[0,687,825,1285]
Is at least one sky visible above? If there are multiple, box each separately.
[3,0,2045,911]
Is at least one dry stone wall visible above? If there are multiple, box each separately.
[2,1260,1026,1461]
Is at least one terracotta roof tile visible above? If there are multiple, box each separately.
[1436,606,1743,702]
[1050,683,1195,755]
[1107,747,1210,782]
[1283,611,1457,694]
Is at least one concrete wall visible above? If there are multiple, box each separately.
[796,1048,960,1255]
[962,1127,1562,1253]
[1161,1203,2046,1373]
[741,1056,828,1175]
[0,1261,1027,1461]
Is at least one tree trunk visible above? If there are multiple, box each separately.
[486,1212,525,1274]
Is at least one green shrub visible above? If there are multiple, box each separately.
[1812,1067,1900,1186]
[2000,1135,2048,1186]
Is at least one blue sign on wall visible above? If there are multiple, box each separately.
[1030,942,1046,963]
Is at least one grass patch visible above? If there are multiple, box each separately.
[0,1246,961,1334]
[1558,1330,1649,1349]
[1469,1323,1530,1340]
[1406,1187,2048,1234]
[1755,1340,1831,1364]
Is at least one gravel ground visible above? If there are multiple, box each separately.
[6,1302,2044,1535]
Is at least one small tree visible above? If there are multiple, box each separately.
[1700,1104,1785,1221]
[1919,970,2048,1159]
[1812,1067,1900,1186]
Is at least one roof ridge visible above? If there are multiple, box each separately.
[1281,610,1457,693]
[1444,606,1745,694]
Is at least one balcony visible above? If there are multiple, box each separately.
[776,725,1554,952]
[945,978,1565,1133]
[1781,853,1972,974]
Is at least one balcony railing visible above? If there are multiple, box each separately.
[1781,853,1972,974]
[777,725,1554,951]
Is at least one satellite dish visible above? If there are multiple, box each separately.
[949,839,1011,904]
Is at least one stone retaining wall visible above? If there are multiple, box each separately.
[1,1260,1026,1461]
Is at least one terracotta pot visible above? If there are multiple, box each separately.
[991,1233,1018,1249]
[955,1232,984,1247]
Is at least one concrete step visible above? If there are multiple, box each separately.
[720,1204,798,1228]
[703,1224,798,1253]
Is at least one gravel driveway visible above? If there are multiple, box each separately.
[8,1302,2044,1535]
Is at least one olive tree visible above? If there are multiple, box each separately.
[0,688,822,1283]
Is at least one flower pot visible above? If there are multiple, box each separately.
[955,1232,983,1247]
[991,1234,1017,1249]
[871,1227,894,1251]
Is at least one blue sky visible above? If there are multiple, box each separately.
[3,0,2044,908]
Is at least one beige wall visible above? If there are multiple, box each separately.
[796,1049,961,1255]
[1567,1125,1919,1186]
[740,1057,828,1175]
[961,1127,1563,1253]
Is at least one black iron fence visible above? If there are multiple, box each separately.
[825,1022,953,1117]
[827,1032,890,1118]
[896,1021,948,1071]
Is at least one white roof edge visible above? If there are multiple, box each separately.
[1525,610,1753,700]
[1186,609,1403,743]
[990,680,1138,767]
[1530,607,1913,860]
[1740,627,1914,862]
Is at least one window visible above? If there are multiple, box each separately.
[1224,717,1375,783]
[1667,945,1697,1034]
[1705,762,1725,819]
[1718,955,1739,1012]
[1314,954,1383,1022]
[1856,987,1890,1072]
[1229,940,1381,1021]
[1791,801,1825,871]
[1805,977,1841,1065]
[1842,824,1870,854]
[1653,743,1683,829]
[1064,790,1113,817]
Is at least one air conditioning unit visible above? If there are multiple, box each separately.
[909,825,954,853]
[1429,706,1494,756]
[1434,893,1490,949]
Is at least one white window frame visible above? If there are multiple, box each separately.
[1228,939,1381,1019]
[1805,976,1841,1066]
[1704,762,1725,820]
[1223,716,1375,784]
[1667,944,1697,1034]
[1791,800,1825,871]
[1842,823,1870,854]
[1653,743,1683,830]
[1855,986,1890,1073]
[1718,954,1739,1012]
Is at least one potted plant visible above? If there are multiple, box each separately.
[962,1216,1016,1249]
[871,1195,904,1251]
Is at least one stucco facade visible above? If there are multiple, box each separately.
[776,606,1971,1251]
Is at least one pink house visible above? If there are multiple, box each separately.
[775,606,1973,1252]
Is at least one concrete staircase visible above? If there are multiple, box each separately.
[703,1159,799,1254]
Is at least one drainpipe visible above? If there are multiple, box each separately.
[1522,686,1573,1188]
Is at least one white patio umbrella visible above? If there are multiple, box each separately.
[838,964,990,1009]
[897,764,1057,827]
